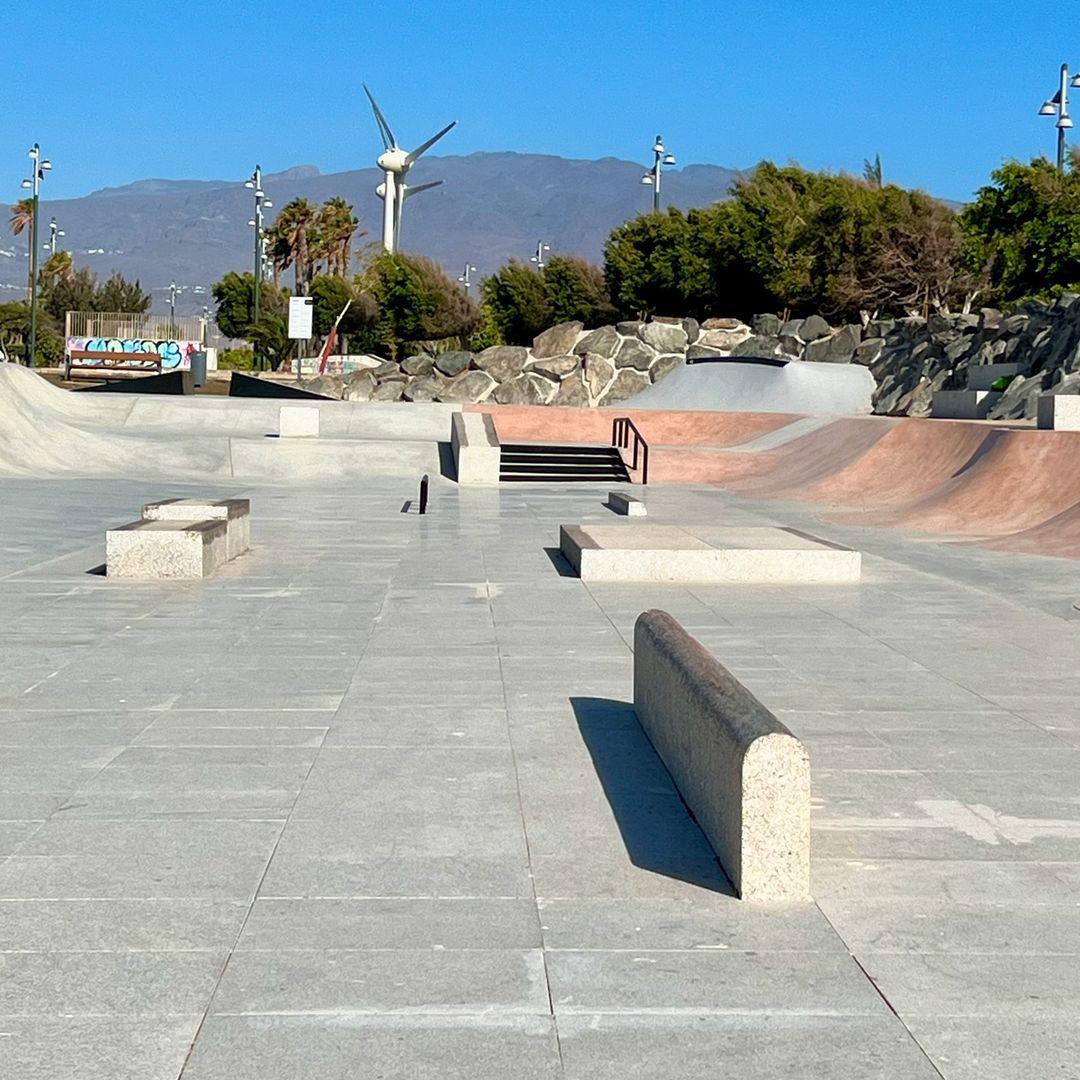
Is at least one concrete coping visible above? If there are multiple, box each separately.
[112,518,227,538]
[607,491,646,516]
[633,609,811,901]
[142,498,250,521]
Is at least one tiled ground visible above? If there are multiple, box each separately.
[1,476,1078,1078]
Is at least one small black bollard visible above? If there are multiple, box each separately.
[418,474,429,515]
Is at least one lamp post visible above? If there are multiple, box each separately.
[1040,64,1080,171]
[458,263,477,292]
[20,143,52,366]
[168,280,178,325]
[640,134,676,212]
[243,166,272,325]
[43,217,64,258]
[530,241,550,270]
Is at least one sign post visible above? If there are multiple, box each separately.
[287,296,314,383]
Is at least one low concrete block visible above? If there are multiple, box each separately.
[607,491,647,516]
[279,405,320,438]
[451,412,501,485]
[633,610,811,901]
[559,523,860,584]
[142,498,250,560]
[106,519,228,579]
[931,389,1001,420]
[966,363,1021,391]
[1037,394,1080,431]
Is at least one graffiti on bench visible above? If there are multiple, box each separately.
[66,337,201,371]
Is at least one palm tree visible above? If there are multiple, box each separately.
[39,250,74,290]
[9,199,34,301]
[317,197,362,276]
[269,198,319,294]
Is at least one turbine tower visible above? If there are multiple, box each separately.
[364,85,456,253]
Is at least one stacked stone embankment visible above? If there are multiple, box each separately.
[298,295,1080,418]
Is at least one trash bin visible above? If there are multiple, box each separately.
[190,350,207,388]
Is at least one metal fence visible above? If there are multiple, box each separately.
[65,311,206,342]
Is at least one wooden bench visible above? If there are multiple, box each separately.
[65,349,162,380]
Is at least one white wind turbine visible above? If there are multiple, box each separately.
[364,85,456,253]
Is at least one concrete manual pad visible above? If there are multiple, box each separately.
[105,518,228,579]
[560,522,860,583]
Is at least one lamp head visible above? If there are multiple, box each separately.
[20,179,31,189]
[41,160,52,171]
[1060,115,1075,129]
[244,179,255,189]
[641,173,654,185]
[263,199,272,209]
[1041,100,1058,115]
[663,153,676,166]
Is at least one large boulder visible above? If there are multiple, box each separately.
[686,344,726,361]
[492,374,546,405]
[735,335,781,358]
[804,324,860,364]
[752,313,782,337]
[528,355,579,382]
[401,354,434,377]
[616,320,645,337]
[613,337,658,371]
[434,350,473,377]
[532,320,583,357]
[370,379,404,402]
[701,317,744,331]
[853,337,885,366]
[474,345,528,382]
[650,354,683,382]
[799,314,831,342]
[601,367,650,404]
[402,375,445,402]
[639,320,688,353]
[573,325,620,359]
[437,370,497,403]
[697,325,751,351]
[553,372,590,407]
[341,371,377,401]
[582,354,615,401]
[304,374,344,398]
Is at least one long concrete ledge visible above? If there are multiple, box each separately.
[633,610,811,901]
[607,491,647,516]
[451,411,500,485]
[106,518,228,579]
[143,498,250,560]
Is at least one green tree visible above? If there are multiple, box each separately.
[0,301,29,362]
[479,262,552,345]
[960,155,1080,303]
[267,198,320,293]
[41,266,97,324]
[542,255,617,327]
[247,313,293,372]
[211,271,287,339]
[8,198,34,301]
[94,271,151,314]
[603,208,693,318]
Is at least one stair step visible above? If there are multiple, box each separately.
[501,444,619,456]
[498,440,633,484]
[501,452,624,465]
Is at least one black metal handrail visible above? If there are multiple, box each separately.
[611,417,649,485]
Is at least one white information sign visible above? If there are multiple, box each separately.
[287,296,314,339]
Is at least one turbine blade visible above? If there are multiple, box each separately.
[404,121,457,166]
[363,84,397,149]
[402,180,443,200]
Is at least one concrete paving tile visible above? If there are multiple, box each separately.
[903,1016,1080,1080]
[212,948,549,1015]
[237,898,541,950]
[0,898,248,950]
[861,953,1080,1017]
[556,1014,942,1080]
[0,1016,201,1080]
[546,949,887,1015]
[0,950,225,1017]
[537,897,843,952]
[181,1015,562,1079]
[0,821,43,856]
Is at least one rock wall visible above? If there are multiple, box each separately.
[300,298,1080,419]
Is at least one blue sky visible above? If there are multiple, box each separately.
[7,0,1074,202]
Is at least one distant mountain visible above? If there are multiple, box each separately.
[0,153,742,314]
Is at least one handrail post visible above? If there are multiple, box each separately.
[419,474,429,515]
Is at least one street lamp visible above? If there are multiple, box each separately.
[43,217,65,258]
[168,280,179,324]
[530,241,550,269]
[641,134,676,212]
[243,165,272,325]
[458,263,477,292]
[21,143,52,366]
[1039,63,1080,171]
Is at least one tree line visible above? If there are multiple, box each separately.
[9,150,1080,367]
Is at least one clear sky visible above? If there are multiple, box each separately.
[7,0,1075,203]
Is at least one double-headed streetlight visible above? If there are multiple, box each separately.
[168,280,179,324]
[1039,64,1080,171]
[530,241,550,270]
[44,217,65,258]
[20,143,52,366]
[640,134,676,212]
[458,263,477,292]
[243,166,272,324]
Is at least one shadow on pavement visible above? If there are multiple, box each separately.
[570,695,735,897]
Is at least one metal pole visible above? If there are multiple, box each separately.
[28,149,41,368]
[653,136,662,213]
[1059,64,1070,171]
[253,165,262,326]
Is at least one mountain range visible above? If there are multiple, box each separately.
[0,153,741,314]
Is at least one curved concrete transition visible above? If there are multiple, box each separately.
[0,363,450,482]
[623,357,876,415]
